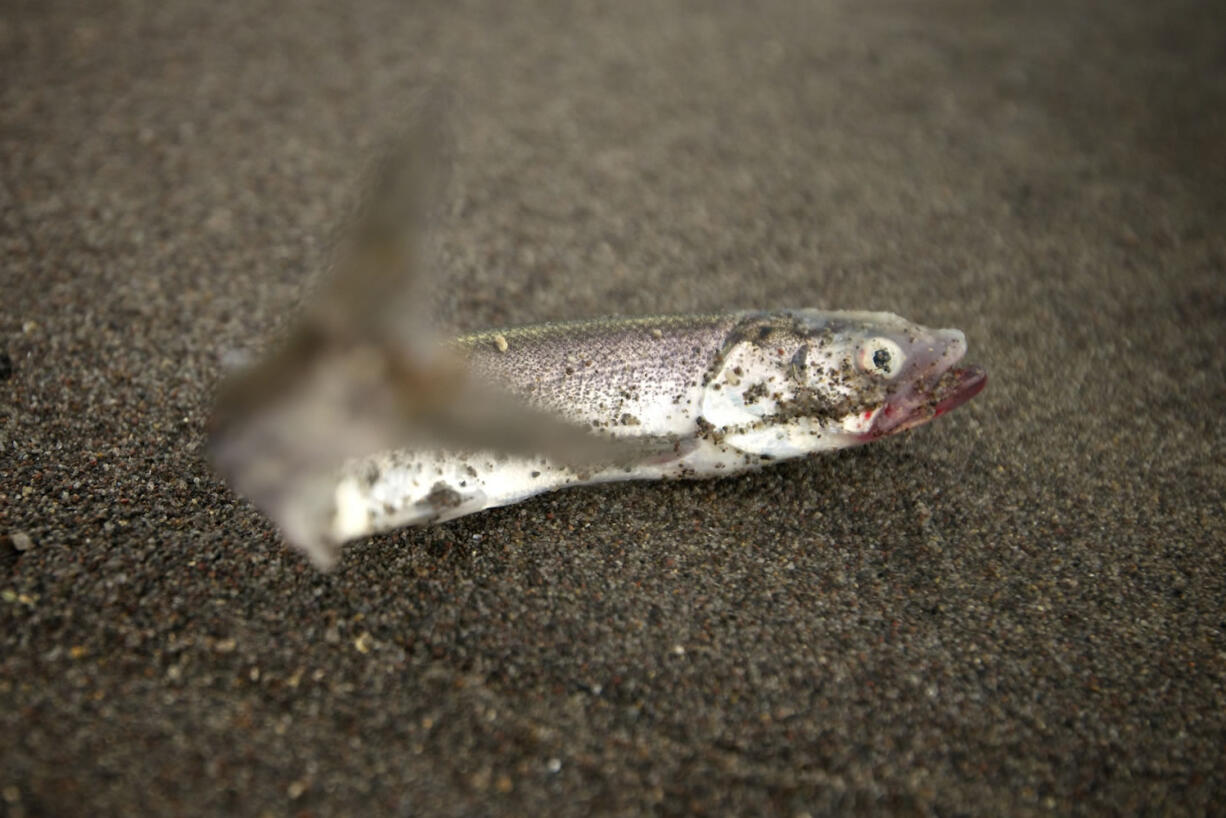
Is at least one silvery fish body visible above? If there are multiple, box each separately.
[328,309,985,546]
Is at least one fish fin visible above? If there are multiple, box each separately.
[208,95,663,568]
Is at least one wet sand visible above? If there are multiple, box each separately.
[2,1,1224,814]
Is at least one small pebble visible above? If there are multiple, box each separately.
[10,531,32,552]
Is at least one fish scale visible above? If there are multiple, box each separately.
[459,313,741,436]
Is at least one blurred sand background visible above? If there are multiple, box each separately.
[2,0,1224,814]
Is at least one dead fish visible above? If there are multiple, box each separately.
[213,306,985,569]
[207,102,986,569]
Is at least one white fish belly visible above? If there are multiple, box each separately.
[329,428,777,543]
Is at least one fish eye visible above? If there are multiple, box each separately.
[858,337,904,378]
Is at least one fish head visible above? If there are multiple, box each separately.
[820,310,987,442]
[702,310,986,457]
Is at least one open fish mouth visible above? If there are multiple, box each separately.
[865,365,987,439]
[858,327,987,441]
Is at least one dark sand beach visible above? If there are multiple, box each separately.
[2,1,1224,814]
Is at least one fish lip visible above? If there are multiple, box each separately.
[930,365,987,418]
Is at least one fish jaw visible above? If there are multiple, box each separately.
[858,329,987,440]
